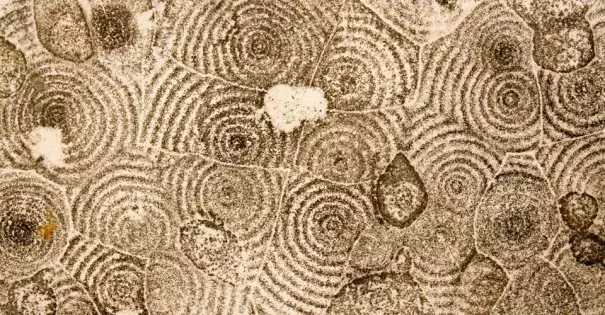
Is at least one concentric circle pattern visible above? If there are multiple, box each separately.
[540,61,605,143]
[537,133,605,314]
[3,0,605,314]
[537,133,605,199]
[358,0,481,44]
[406,114,504,215]
[312,0,419,111]
[0,57,138,184]
[141,58,297,169]
[404,204,476,312]
[0,169,69,283]
[47,269,98,315]
[475,170,558,271]
[160,154,284,281]
[71,151,178,257]
[416,1,541,152]
[145,251,203,314]
[156,0,343,89]
[59,235,148,314]
[254,172,375,314]
[296,109,407,184]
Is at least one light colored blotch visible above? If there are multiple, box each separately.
[115,310,145,315]
[28,126,66,168]
[424,0,480,42]
[136,8,155,34]
[263,84,328,133]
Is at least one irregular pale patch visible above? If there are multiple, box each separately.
[136,9,156,34]
[28,126,66,168]
[263,84,327,133]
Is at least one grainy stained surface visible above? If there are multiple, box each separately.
[0,0,605,314]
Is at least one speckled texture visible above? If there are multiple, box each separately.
[1,0,605,314]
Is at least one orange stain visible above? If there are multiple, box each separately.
[36,215,57,240]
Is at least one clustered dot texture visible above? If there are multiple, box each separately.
[1,0,605,314]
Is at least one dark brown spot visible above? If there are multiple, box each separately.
[436,0,457,10]
[486,38,522,70]
[91,4,135,50]
[40,104,68,131]
[533,18,595,73]
[558,192,599,232]
[569,233,605,266]
[502,90,521,108]
[3,219,37,246]
[494,207,537,243]
[227,133,252,152]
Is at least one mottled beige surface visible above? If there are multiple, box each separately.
[1,0,605,314]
